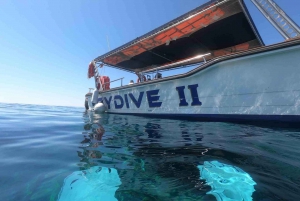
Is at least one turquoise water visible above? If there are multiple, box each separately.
[1,103,300,200]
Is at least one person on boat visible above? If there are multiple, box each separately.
[154,72,162,79]
[136,72,148,83]
[128,80,134,85]
[147,75,151,81]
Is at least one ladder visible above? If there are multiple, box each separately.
[251,0,300,39]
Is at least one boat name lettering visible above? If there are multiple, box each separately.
[103,96,112,109]
[101,86,202,109]
[114,95,124,109]
[146,89,162,108]
[129,92,144,108]
[124,94,130,108]
[188,84,202,106]
[176,84,202,107]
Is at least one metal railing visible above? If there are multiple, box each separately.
[130,53,211,83]
[141,53,210,74]
[102,77,124,89]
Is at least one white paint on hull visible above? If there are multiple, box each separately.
[94,102,106,113]
[98,45,300,117]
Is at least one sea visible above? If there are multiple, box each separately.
[0,103,300,201]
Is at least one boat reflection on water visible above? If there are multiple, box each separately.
[78,122,105,168]
[58,112,122,201]
[58,112,257,201]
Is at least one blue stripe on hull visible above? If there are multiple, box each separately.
[106,112,300,123]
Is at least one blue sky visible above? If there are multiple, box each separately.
[0,0,299,107]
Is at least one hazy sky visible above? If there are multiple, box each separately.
[0,0,299,107]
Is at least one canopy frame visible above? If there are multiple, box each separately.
[94,0,264,73]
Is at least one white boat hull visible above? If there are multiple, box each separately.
[93,102,106,113]
[96,43,300,122]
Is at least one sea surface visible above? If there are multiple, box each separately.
[1,103,300,201]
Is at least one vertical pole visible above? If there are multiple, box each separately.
[106,35,111,51]
[141,72,144,83]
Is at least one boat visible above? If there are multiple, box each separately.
[85,0,300,122]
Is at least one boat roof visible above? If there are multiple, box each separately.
[94,0,264,73]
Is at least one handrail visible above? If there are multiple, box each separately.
[102,77,124,87]
[141,53,211,74]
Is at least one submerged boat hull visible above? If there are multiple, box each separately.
[97,41,300,122]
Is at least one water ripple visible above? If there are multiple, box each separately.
[0,103,300,200]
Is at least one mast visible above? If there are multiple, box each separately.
[250,0,300,40]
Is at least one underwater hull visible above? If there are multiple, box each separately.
[98,43,300,122]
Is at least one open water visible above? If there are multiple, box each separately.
[1,103,300,201]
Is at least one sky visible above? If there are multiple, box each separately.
[0,0,299,107]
